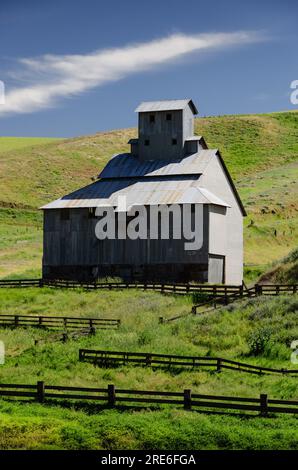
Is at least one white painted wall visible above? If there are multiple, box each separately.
[199,154,244,285]
[208,205,227,256]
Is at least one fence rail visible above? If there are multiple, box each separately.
[190,283,297,315]
[0,314,120,330]
[0,278,244,295]
[0,278,296,298]
[78,349,298,376]
[0,381,296,416]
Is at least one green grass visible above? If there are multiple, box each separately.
[0,290,297,449]
[0,137,60,154]
[0,402,297,450]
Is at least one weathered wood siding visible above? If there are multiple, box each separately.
[43,205,209,281]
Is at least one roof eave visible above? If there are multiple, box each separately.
[215,150,247,217]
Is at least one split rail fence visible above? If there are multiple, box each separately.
[0,382,296,416]
[79,349,298,376]
[0,314,120,331]
[0,278,296,298]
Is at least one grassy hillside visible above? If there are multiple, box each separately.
[0,137,60,155]
[0,111,297,280]
[258,248,298,284]
[0,289,297,449]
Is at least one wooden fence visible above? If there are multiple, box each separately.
[0,278,244,295]
[0,278,296,298]
[190,283,298,315]
[79,349,298,376]
[34,328,96,346]
[0,382,296,416]
[0,314,120,330]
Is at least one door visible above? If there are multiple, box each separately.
[208,254,225,284]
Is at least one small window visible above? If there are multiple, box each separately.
[166,113,172,121]
[144,139,150,146]
[60,209,70,220]
[88,207,96,219]
[172,138,177,145]
[149,114,155,123]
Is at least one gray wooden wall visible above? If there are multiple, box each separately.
[43,205,210,281]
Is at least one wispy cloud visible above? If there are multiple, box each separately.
[0,31,265,116]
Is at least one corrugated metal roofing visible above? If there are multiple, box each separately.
[135,99,198,114]
[98,150,217,179]
[41,177,230,210]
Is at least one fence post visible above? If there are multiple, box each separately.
[217,358,222,372]
[108,384,116,407]
[14,315,19,328]
[62,333,68,342]
[146,354,152,367]
[255,284,262,296]
[183,389,192,410]
[191,306,196,315]
[159,317,164,324]
[37,381,45,403]
[260,393,268,417]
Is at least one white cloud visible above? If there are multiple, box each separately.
[0,31,265,116]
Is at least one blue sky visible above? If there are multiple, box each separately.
[0,0,297,137]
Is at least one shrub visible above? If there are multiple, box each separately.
[247,327,273,356]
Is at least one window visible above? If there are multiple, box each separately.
[149,114,155,123]
[88,207,96,219]
[144,139,150,146]
[172,138,177,145]
[166,113,172,121]
[60,209,70,220]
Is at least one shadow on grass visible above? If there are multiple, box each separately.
[2,398,273,420]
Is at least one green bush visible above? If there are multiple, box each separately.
[247,327,273,356]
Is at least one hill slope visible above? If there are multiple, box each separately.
[0,111,297,280]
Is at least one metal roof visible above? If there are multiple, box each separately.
[98,150,216,179]
[135,99,198,115]
[41,177,230,210]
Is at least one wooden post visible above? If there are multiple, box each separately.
[62,333,68,342]
[37,381,45,403]
[217,358,222,372]
[79,349,84,361]
[90,326,96,335]
[146,354,152,367]
[38,316,43,327]
[191,306,196,315]
[260,393,268,417]
[108,384,116,407]
[159,316,164,324]
[255,284,262,296]
[183,389,192,410]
